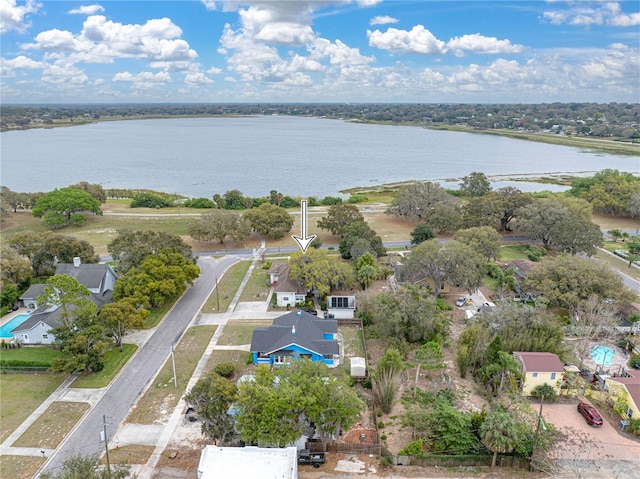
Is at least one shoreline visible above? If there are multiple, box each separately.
[3,113,639,157]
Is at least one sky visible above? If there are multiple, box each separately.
[1,0,639,104]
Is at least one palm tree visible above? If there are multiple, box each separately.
[480,408,521,467]
[482,351,521,397]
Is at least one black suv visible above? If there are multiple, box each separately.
[299,308,318,316]
[297,449,325,468]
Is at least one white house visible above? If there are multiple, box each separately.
[197,446,298,479]
[269,263,306,308]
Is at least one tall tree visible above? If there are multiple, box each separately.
[459,171,492,197]
[97,301,147,350]
[317,203,364,236]
[68,181,107,203]
[339,221,386,259]
[0,244,33,289]
[188,210,251,244]
[525,254,633,310]
[462,187,531,232]
[32,187,102,228]
[481,408,521,467]
[113,249,200,308]
[516,197,602,255]
[288,249,354,298]
[243,203,294,239]
[410,223,435,245]
[185,372,239,445]
[454,226,501,261]
[403,239,485,296]
[108,230,193,274]
[570,295,618,369]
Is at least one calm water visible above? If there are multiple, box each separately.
[1,116,637,197]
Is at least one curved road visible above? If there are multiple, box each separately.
[40,254,241,476]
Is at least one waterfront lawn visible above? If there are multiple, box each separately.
[71,344,137,388]
[202,261,251,313]
[12,401,89,448]
[126,325,216,425]
[0,373,65,443]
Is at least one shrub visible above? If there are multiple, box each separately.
[262,260,272,270]
[69,213,86,226]
[629,353,640,369]
[131,193,172,208]
[321,196,343,205]
[377,421,385,429]
[627,418,640,438]
[184,197,216,208]
[214,362,235,378]
[531,383,556,402]
[348,194,368,203]
[435,297,452,311]
[398,439,423,457]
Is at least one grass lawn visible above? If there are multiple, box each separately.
[205,350,254,378]
[499,244,544,261]
[217,320,270,346]
[126,325,216,425]
[334,326,367,377]
[12,401,89,448]
[0,346,61,366]
[238,266,272,302]
[0,373,65,443]
[71,344,137,388]
[102,445,155,465]
[146,296,179,328]
[596,250,640,283]
[202,261,251,313]
[0,455,46,479]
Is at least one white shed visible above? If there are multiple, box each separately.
[350,357,366,378]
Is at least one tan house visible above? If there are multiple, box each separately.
[514,351,565,396]
[606,373,640,420]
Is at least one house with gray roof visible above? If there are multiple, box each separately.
[250,310,339,368]
[268,263,306,308]
[11,257,118,345]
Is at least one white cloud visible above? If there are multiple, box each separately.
[68,4,104,15]
[368,25,447,55]
[0,0,41,34]
[447,33,524,56]
[370,16,398,26]
[23,15,197,65]
[200,0,217,11]
[542,1,639,27]
[0,54,43,77]
[207,66,222,74]
[357,0,382,6]
[42,60,88,84]
[184,71,214,86]
[113,70,171,89]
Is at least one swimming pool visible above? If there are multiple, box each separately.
[0,314,31,339]
[591,345,614,365]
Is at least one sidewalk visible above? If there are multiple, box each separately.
[0,246,274,475]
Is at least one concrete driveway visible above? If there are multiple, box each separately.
[537,400,640,461]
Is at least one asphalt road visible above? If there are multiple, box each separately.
[39,255,241,476]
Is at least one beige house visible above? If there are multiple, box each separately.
[514,351,565,396]
[606,373,640,420]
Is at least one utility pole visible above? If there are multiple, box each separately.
[102,415,111,476]
[171,344,177,388]
[531,395,545,469]
[215,275,220,311]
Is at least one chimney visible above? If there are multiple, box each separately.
[291,325,296,336]
[73,257,81,268]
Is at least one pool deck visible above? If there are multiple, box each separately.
[583,339,631,376]
[0,306,32,327]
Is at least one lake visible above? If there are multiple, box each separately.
[1,116,637,198]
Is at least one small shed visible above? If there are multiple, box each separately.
[350,357,366,378]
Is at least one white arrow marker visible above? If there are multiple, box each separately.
[292,200,317,254]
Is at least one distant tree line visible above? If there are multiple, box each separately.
[2,103,639,139]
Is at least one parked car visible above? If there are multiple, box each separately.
[299,308,318,316]
[297,449,325,468]
[577,402,603,426]
[455,297,470,307]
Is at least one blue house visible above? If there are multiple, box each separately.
[250,310,339,368]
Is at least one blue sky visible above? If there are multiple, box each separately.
[1,0,638,103]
